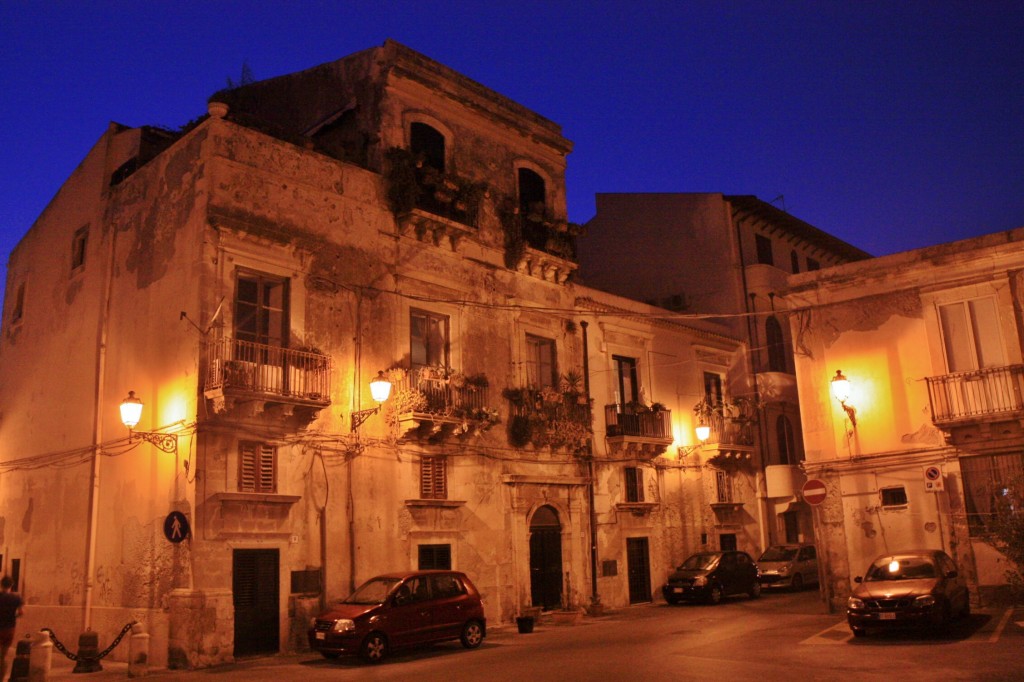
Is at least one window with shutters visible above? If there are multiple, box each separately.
[716,469,734,503]
[410,309,449,368]
[420,456,447,499]
[938,297,1005,372]
[239,441,276,493]
[235,271,288,348]
[526,334,556,388]
[625,467,644,503]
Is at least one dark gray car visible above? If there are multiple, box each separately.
[662,550,761,605]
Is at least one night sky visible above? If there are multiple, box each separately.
[2,1,1022,291]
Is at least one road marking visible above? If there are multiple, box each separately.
[989,607,1013,643]
[801,621,851,644]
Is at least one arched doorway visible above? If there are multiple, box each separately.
[529,505,563,610]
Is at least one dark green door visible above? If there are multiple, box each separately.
[233,549,279,657]
[529,506,563,610]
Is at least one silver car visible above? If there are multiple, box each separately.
[757,544,818,590]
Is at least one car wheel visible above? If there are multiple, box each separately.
[960,598,971,620]
[708,585,723,605]
[930,602,951,632]
[749,580,761,599]
[665,597,679,606]
[360,632,387,663]
[461,620,484,649]
[851,627,867,638]
[790,573,804,591]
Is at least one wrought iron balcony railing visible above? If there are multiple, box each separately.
[604,404,672,440]
[205,337,331,404]
[926,364,1024,425]
[701,413,756,447]
[392,367,491,420]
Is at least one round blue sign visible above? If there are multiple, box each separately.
[164,511,191,543]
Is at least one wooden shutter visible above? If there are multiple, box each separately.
[420,456,447,499]
[240,442,276,493]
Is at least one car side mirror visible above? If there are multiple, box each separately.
[854,576,863,583]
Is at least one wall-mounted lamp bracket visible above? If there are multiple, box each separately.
[351,406,381,432]
[130,430,179,454]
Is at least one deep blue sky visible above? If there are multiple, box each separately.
[2,1,1022,290]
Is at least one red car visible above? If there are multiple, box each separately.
[308,570,486,663]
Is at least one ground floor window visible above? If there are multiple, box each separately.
[418,544,452,570]
[961,452,1024,536]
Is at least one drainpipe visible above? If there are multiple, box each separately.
[581,321,600,610]
[734,209,772,552]
[85,187,120,632]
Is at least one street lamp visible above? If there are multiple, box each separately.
[679,422,711,456]
[351,371,392,431]
[830,370,857,427]
[119,391,178,453]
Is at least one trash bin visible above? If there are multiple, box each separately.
[516,616,535,634]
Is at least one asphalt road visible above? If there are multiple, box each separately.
[47,589,1024,681]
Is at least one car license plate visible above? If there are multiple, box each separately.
[315,631,326,640]
[673,587,683,594]
[879,612,896,621]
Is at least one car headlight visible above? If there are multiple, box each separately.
[848,596,864,609]
[693,576,707,587]
[914,595,936,608]
[331,619,356,633]
[779,566,790,576]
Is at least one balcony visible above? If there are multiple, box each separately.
[700,413,756,464]
[384,148,483,239]
[605,404,673,458]
[204,337,331,419]
[926,364,1024,443]
[389,367,498,441]
[503,386,592,455]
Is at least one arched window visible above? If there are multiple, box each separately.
[776,415,796,465]
[765,316,787,373]
[410,122,445,173]
[518,168,546,215]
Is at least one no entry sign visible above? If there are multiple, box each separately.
[802,478,828,505]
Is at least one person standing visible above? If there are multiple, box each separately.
[0,576,24,678]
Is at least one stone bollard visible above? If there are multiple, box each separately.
[71,630,102,673]
[128,623,149,678]
[8,637,31,682]
[28,630,51,682]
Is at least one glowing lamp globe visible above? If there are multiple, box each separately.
[120,391,144,429]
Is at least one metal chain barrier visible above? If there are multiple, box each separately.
[41,621,137,662]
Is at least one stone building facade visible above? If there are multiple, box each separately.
[782,228,1024,610]
[580,194,870,556]
[1,41,748,668]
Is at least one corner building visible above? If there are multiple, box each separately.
[1,41,745,667]
[782,228,1024,610]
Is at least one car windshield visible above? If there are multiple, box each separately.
[865,557,937,581]
[680,553,720,570]
[343,577,402,604]
[759,547,798,562]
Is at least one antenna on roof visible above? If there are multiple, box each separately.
[770,195,787,211]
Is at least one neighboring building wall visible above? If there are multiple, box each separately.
[783,227,1024,610]
[580,193,870,561]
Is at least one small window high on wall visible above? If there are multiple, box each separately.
[410,122,445,173]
